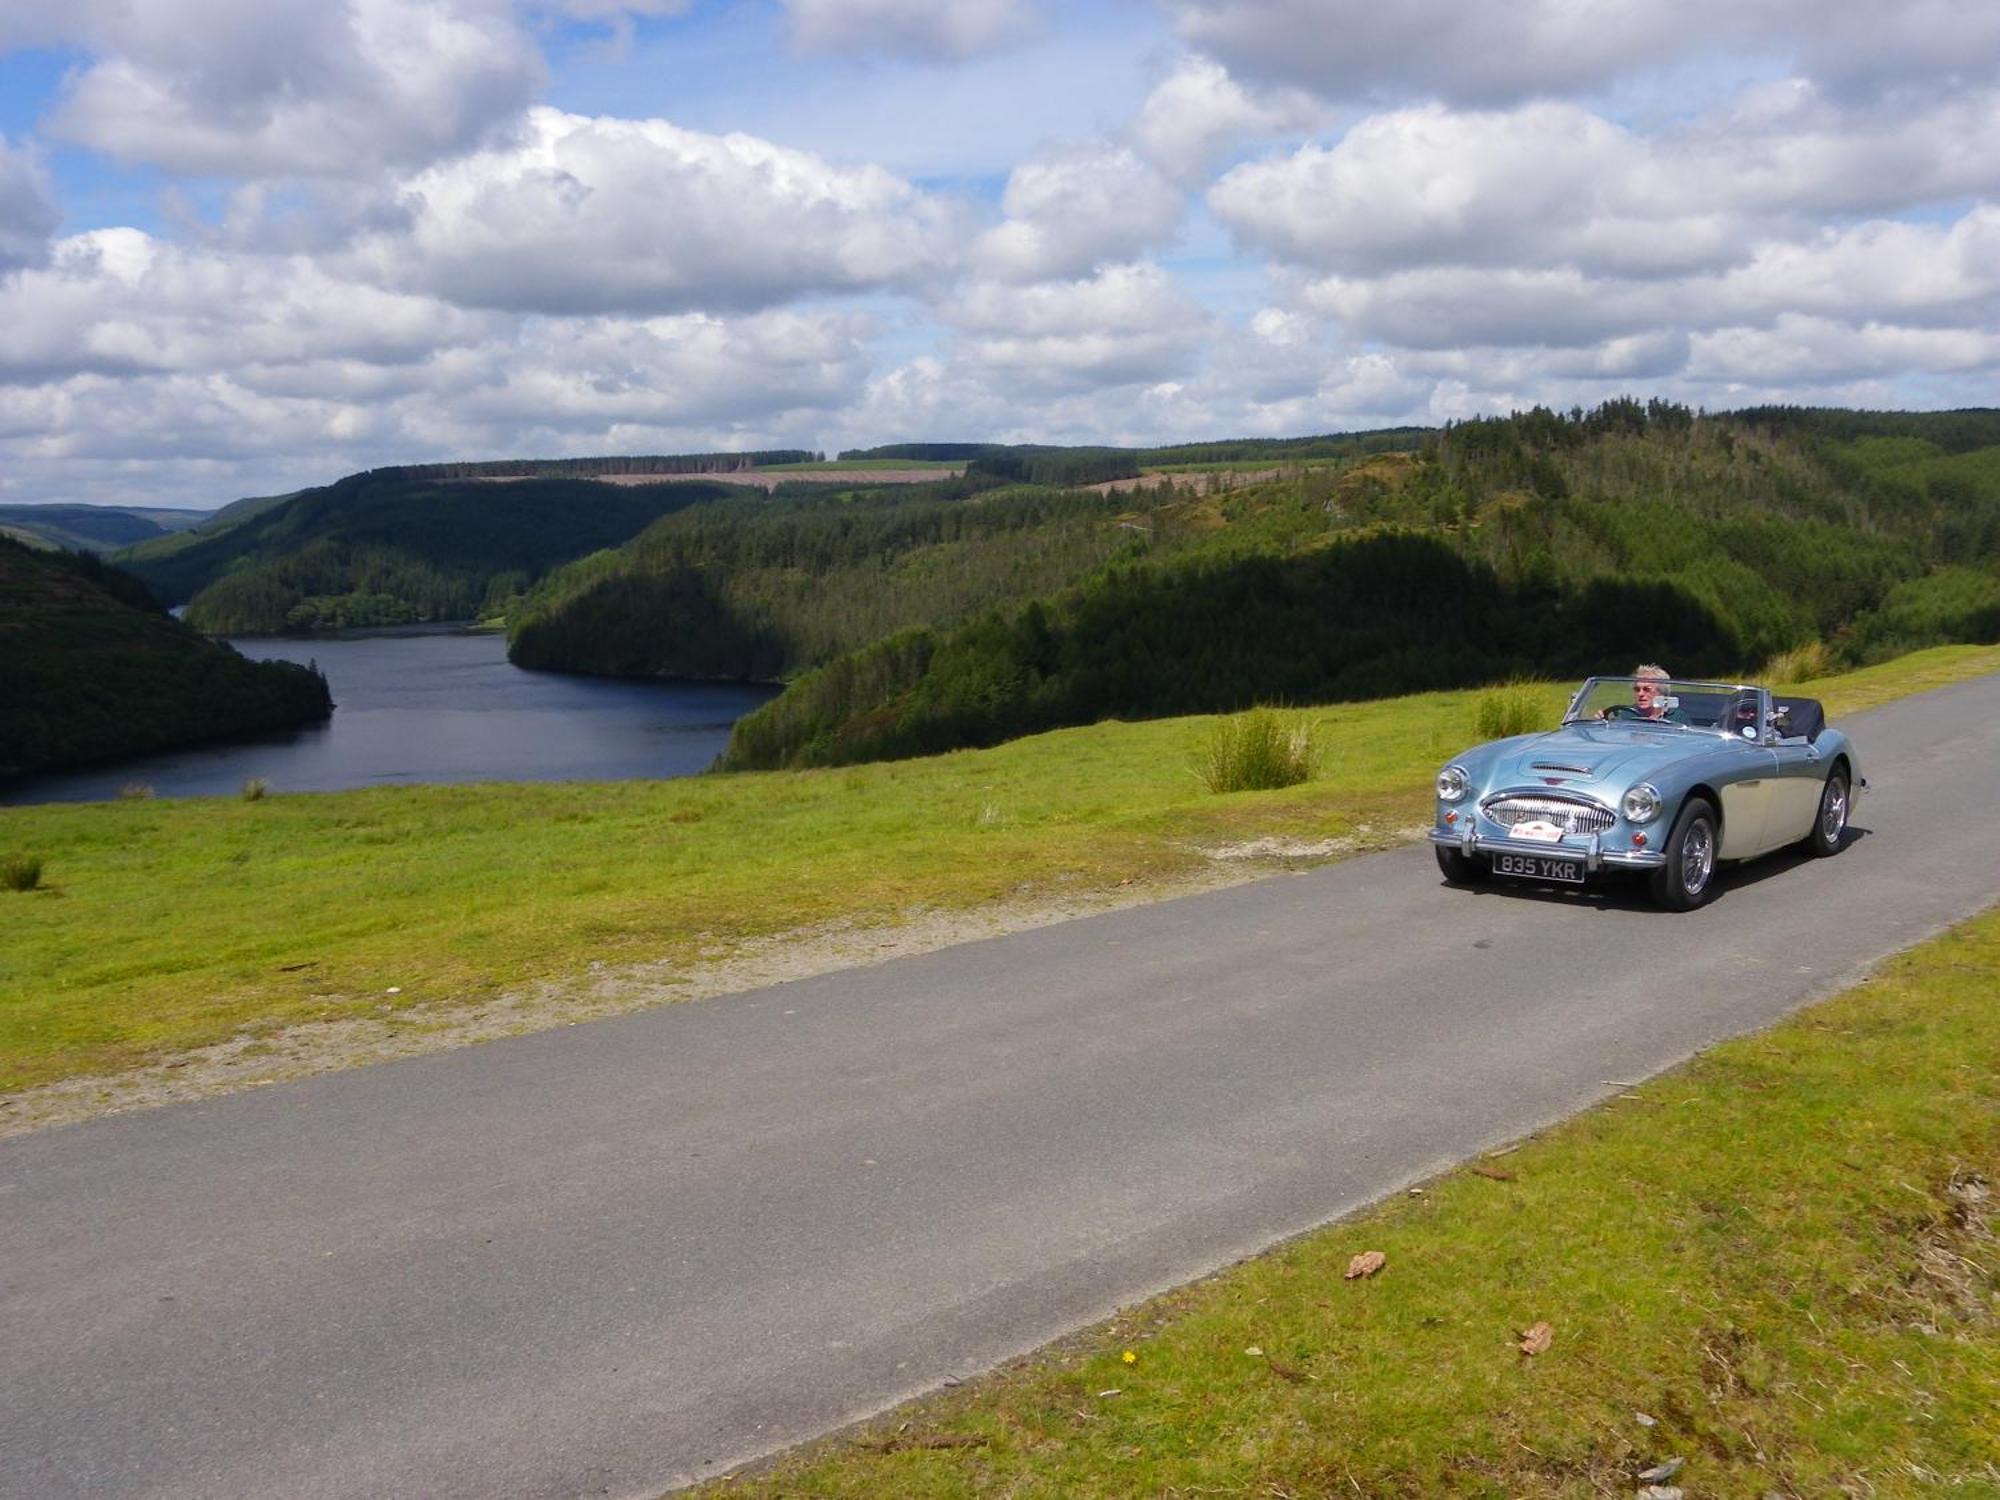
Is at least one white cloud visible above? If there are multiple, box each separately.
[347,107,963,315]
[1213,104,1709,280]
[973,144,1184,281]
[1163,0,2000,106]
[0,230,499,384]
[0,228,876,506]
[1211,92,2000,283]
[1690,316,2000,385]
[782,0,1041,62]
[0,137,59,274]
[944,262,1210,392]
[16,0,542,178]
[1129,55,1323,182]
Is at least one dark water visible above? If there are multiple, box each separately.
[2,629,779,805]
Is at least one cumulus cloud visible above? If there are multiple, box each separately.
[0,137,60,275]
[944,262,1210,392]
[1163,0,2000,106]
[347,107,962,315]
[0,226,875,506]
[1211,93,2000,282]
[782,0,1040,61]
[973,144,1184,281]
[1129,55,1323,182]
[17,0,542,178]
[0,229,499,385]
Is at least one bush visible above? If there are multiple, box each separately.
[1761,639,1834,684]
[118,782,156,800]
[1196,709,1318,793]
[1474,683,1545,739]
[242,777,269,801]
[2,853,43,892]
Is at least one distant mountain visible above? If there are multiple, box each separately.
[0,504,210,554]
[0,538,331,778]
[113,456,805,633]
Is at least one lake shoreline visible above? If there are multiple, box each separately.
[1,630,777,806]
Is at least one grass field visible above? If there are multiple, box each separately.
[699,900,2000,1499]
[2,644,1997,1095]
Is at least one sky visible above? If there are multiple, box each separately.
[1,0,1997,510]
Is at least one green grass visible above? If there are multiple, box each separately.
[3,643,1997,1095]
[703,904,2000,1499]
[1195,708,1319,792]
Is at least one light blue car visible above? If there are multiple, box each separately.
[1430,676,1864,910]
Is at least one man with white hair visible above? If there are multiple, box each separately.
[1631,662,1672,720]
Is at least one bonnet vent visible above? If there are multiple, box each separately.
[1530,761,1596,775]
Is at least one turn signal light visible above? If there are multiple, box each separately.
[1444,810,1457,824]
[1632,832,1647,847]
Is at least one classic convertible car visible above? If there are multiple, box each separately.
[1429,676,1864,910]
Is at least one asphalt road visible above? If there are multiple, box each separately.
[4,672,1997,1500]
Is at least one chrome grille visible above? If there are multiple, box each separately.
[1483,795,1614,835]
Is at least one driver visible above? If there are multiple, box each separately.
[1602,663,1687,722]
[1631,663,1676,720]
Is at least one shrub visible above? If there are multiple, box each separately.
[1196,708,1318,794]
[242,777,269,801]
[2,853,43,892]
[1761,639,1834,685]
[1474,683,1545,739]
[118,782,155,800]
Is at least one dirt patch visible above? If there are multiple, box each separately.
[1087,470,1288,497]
[463,468,962,492]
[598,468,962,492]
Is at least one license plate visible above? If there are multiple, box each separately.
[1493,852,1585,884]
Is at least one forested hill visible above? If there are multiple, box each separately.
[0,538,331,778]
[719,401,2000,769]
[116,469,747,634]
[507,475,1160,680]
[508,429,1434,682]
[0,504,209,555]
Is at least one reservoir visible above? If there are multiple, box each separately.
[1,628,779,805]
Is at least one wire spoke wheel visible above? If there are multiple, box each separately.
[1680,819,1714,898]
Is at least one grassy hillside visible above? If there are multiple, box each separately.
[0,641,1991,1095]
[724,402,2000,769]
[0,538,331,778]
[118,470,745,632]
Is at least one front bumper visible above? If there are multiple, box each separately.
[1428,824,1668,871]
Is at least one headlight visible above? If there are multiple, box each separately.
[1621,783,1662,824]
[1436,765,1470,803]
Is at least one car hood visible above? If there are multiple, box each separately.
[1474,722,1710,795]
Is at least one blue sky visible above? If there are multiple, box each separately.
[1,0,1997,508]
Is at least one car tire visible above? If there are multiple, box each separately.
[1435,844,1488,886]
[1802,767,1850,857]
[1649,796,1720,911]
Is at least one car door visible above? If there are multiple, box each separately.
[1717,747,1781,858]
[1767,737,1828,847]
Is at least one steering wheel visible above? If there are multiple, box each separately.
[1598,704,1644,720]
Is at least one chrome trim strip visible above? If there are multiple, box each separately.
[1428,827,1668,870]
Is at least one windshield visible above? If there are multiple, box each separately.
[1563,677,1767,739]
